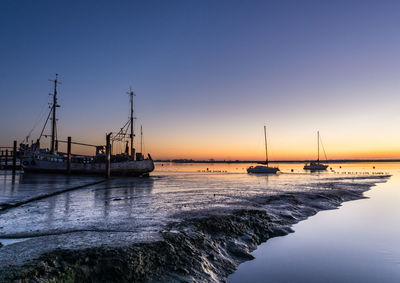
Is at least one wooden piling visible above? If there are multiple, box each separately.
[12,141,17,173]
[67,136,71,175]
[105,133,111,178]
[5,149,8,168]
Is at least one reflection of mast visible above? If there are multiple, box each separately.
[50,74,60,154]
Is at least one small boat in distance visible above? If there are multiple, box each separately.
[247,125,279,174]
[304,131,328,171]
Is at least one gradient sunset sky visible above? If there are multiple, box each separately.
[1,0,400,160]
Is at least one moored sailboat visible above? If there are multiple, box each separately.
[303,131,328,171]
[247,125,279,174]
[20,75,154,176]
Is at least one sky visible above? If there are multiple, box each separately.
[1,0,400,160]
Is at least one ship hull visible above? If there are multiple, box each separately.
[22,157,154,176]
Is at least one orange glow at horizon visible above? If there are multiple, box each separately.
[52,137,400,161]
[145,148,400,161]
[30,108,400,161]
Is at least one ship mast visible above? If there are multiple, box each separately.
[128,88,136,158]
[140,125,143,153]
[50,74,60,154]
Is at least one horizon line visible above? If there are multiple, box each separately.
[154,158,400,163]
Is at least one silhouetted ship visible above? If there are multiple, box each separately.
[20,75,154,176]
[247,125,279,174]
[303,131,328,171]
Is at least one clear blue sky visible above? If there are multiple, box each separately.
[1,0,400,159]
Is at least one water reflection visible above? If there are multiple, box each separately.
[0,173,102,208]
[64,191,70,213]
[19,173,86,186]
[0,163,393,253]
[229,164,400,283]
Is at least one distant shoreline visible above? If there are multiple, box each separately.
[154,159,400,164]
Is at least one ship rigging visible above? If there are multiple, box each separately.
[20,75,154,176]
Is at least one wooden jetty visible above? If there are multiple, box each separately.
[0,141,20,172]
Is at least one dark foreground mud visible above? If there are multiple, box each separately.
[0,175,389,282]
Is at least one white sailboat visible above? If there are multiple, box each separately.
[247,125,279,174]
[303,131,328,171]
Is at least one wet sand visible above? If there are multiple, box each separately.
[0,164,390,281]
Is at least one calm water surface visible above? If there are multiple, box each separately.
[229,163,400,282]
[0,162,396,278]
[0,162,341,242]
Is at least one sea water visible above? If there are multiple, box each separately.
[228,163,400,282]
[0,162,397,281]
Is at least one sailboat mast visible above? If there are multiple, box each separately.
[129,89,135,158]
[140,125,143,153]
[317,130,320,162]
[264,125,268,165]
[50,74,59,154]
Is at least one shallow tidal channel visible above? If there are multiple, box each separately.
[0,162,396,281]
[229,163,400,283]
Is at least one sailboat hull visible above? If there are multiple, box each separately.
[247,166,279,174]
[303,162,328,171]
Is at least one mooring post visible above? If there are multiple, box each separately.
[5,149,8,168]
[12,141,17,174]
[105,133,111,178]
[67,136,71,175]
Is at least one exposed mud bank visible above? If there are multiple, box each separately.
[0,176,389,282]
